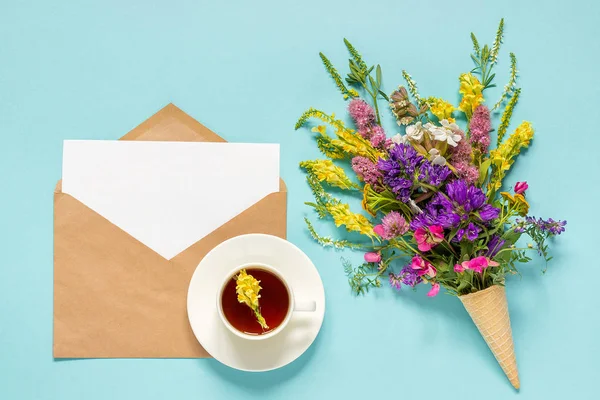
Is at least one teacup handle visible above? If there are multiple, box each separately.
[294,300,317,312]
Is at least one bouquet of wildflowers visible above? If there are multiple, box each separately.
[295,20,565,389]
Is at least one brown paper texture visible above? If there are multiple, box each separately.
[53,104,287,358]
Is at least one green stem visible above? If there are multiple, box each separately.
[442,239,459,257]
[373,94,381,125]
[361,82,382,126]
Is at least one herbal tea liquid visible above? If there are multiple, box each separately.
[221,268,290,335]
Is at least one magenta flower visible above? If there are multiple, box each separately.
[379,211,409,240]
[460,256,500,273]
[411,255,437,277]
[514,181,529,194]
[373,224,385,237]
[348,99,376,130]
[469,105,492,153]
[427,282,440,297]
[414,225,444,252]
[454,263,465,273]
[364,252,382,263]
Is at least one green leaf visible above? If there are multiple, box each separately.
[502,229,522,246]
[369,75,377,91]
[376,65,382,86]
[378,90,389,101]
[448,227,460,243]
[478,159,492,185]
[457,279,470,293]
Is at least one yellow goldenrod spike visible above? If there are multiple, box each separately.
[299,159,358,190]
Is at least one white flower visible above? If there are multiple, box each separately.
[391,133,408,145]
[405,122,426,142]
[426,119,462,147]
[428,148,447,166]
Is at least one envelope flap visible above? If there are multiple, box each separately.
[120,103,226,143]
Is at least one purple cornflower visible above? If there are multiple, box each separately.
[469,105,492,153]
[410,179,500,231]
[351,156,382,186]
[378,143,450,202]
[380,211,409,239]
[456,222,481,242]
[485,235,506,257]
[419,161,452,186]
[348,99,376,130]
[378,144,421,202]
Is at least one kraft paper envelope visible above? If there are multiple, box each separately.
[53,104,287,358]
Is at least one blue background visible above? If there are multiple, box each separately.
[1,0,598,399]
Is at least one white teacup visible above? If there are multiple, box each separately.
[217,262,316,340]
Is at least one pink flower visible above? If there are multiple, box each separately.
[379,211,409,240]
[454,263,465,273]
[364,252,382,263]
[414,225,444,252]
[514,181,528,195]
[460,256,500,274]
[351,156,382,186]
[449,128,472,164]
[469,105,491,153]
[370,125,387,148]
[454,161,479,185]
[348,99,376,130]
[411,255,437,277]
[427,282,440,297]
[373,224,385,237]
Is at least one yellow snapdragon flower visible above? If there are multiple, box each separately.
[326,202,375,238]
[300,159,358,190]
[500,192,530,216]
[235,269,268,329]
[458,73,484,117]
[427,97,455,121]
[361,184,377,217]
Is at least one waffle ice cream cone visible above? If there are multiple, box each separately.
[459,285,520,389]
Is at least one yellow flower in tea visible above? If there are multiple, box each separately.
[427,97,455,121]
[300,159,358,190]
[326,202,375,239]
[458,73,484,117]
[235,269,268,330]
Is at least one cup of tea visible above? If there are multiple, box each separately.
[217,262,316,340]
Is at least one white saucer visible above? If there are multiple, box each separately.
[187,234,325,371]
